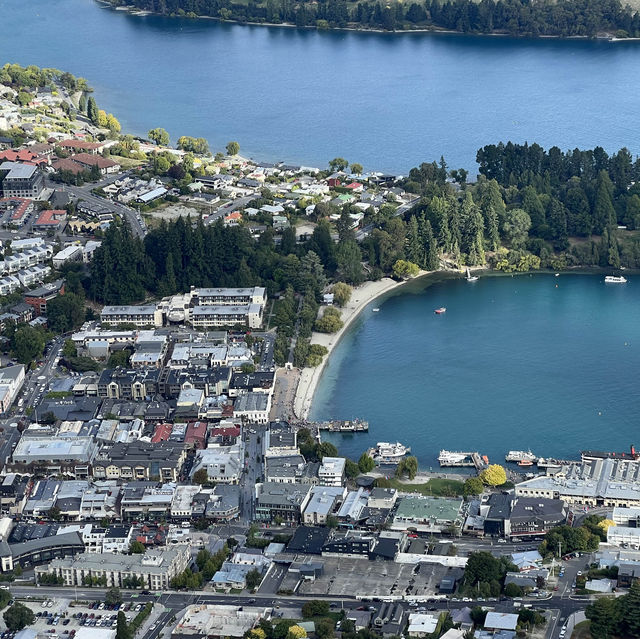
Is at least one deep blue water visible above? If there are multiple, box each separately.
[310,274,640,467]
[2,0,640,171]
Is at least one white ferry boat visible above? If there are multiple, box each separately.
[605,275,627,283]
[505,450,538,463]
[438,450,470,466]
[368,442,410,464]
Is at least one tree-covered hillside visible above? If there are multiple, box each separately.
[107,0,640,37]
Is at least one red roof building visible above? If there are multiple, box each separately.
[35,209,67,228]
[52,158,86,175]
[185,421,207,450]
[57,139,104,155]
[151,422,173,443]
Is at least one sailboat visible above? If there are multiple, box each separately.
[466,267,479,282]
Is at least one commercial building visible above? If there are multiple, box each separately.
[100,305,163,328]
[92,441,186,482]
[0,364,24,413]
[392,496,464,533]
[0,162,44,198]
[172,604,271,639]
[318,457,346,487]
[302,486,346,525]
[233,392,271,424]
[10,436,98,479]
[264,455,319,484]
[35,546,189,590]
[515,458,640,508]
[97,368,161,400]
[190,444,243,484]
[256,482,312,523]
[0,531,84,572]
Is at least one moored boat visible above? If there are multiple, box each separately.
[466,267,478,282]
[605,275,627,283]
[367,441,411,465]
[434,307,446,314]
[505,450,538,463]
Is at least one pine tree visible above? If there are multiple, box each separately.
[423,220,439,271]
[406,215,425,267]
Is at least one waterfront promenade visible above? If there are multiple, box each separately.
[293,275,419,419]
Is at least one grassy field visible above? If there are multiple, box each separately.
[387,477,464,497]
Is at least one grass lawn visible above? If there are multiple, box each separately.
[571,620,592,639]
[387,477,464,497]
[111,155,145,169]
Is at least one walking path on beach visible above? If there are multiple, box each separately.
[293,275,422,420]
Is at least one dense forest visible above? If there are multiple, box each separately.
[88,142,640,311]
[108,0,640,36]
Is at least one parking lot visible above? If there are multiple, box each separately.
[7,597,149,637]
[296,557,449,598]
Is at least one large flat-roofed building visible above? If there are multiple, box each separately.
[0,364,24,413]
[190,444,243,484]
[191,287,266,307]
[159,287,266,328]
[0,162,44,198]
[172,604,271,639]
[92,441,186,483]
[233,392,271,424]
[319,457,346,487]
[516,458,640,508]
[101,305,163,328]
[24,279,65,316]
[392,496,464,533]
[10,437,98,479]
[189,304,263,329]
[509,497,567,538]
[35,546,189,590]
[302,486,346,525]
[256,482,312,523]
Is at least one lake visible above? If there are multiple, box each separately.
[310,274,640,467]
[2,0,640,172]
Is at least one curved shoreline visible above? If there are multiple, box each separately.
[293,270,455,420]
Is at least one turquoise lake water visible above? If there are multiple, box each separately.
[2,0,640,171]
[310,274,640,466]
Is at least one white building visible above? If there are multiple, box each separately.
[233,392,271,424]
[101,305,163,328]
[191,444,244,484]
[302,486,346,525]
[319,457,346,487]
[36,547,189,590]
[608,525,640,549]
[0,364,24,413]
[52,245,83,269]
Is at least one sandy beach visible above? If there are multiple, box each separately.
[293,275,425,420]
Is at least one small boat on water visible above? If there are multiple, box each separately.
[466,267,478,282]
[372,308,380,312]
[605,275,627,283]
[434,307,446,314]
[518,459,534,467]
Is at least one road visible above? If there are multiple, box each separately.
[239,424,264,522]
[14,334,66,422]
[46,171,146,238]
[204,195,255,225]
[355,196,419,241]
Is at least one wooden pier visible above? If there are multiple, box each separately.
[316,419,369,432]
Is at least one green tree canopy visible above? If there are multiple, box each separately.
[3,603,35,632]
